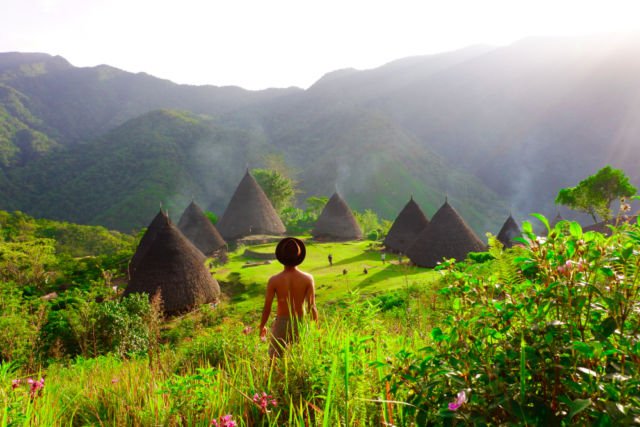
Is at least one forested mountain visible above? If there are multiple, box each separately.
[1,34,639,232]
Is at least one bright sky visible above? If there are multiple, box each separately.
[1,0,640,90]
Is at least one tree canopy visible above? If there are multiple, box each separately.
[555,166,637,223]
[251,168,297,214]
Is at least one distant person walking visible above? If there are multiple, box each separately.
[328,253,333,266]
[381,252,386,264]
[259,238,318,357]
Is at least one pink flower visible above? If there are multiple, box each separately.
[27,377,45,398]
[242,326,253,335]
[448,390,467,411]
[253,391,277,413]
[211,415,237,427]
[111,378,119,384]
[11,379,21,389]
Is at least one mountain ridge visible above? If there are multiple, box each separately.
[1,34,639,232]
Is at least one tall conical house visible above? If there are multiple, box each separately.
[496,215,521,248]
[312,192,362,241]
[124,214,220,315]
[406,200,485,267]
[216,170,286,241]
[384,196,430,253]
[178,201,226,256]
[129,209,169,279]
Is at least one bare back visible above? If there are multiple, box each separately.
[267,267,315,318]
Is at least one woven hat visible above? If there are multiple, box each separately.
[275,237,306,266]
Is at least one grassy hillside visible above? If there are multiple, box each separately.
[0,107,508,234]
[0,110,274,231]
[0,84,59,167]
[2,217,639,425]
[0,52,299,147]
[216,239,438,313]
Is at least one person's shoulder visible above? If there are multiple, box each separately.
[268,271,284,283]
[296,269,314,282]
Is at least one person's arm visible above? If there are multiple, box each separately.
[306,276,318,322]
[259,278,276,339]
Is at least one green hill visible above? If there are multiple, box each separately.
[1,35,640,232]
[0,108,507,233]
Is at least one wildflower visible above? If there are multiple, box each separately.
[448,390,467,411]
[27,377,45,398]
[242,326,253,335]
[111,378,119,384]
[11,379,21,389]
[253,391,277,413]
[211,414,237,427]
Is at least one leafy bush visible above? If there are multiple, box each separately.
[386,215,640,425]
[40,292,153,360]
[0,282,47,367]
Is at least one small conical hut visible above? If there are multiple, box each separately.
[217,170,286,241]
[178,201,226,256]
[312,192,362,241]
[496,215,521,248]
[406,200,486,267]
[124,215,220,315]
[129,210,169,279]
[384,197,430,253]
[550,212,564,227]
[583,215,637,236]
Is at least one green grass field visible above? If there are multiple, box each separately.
[214,239,439,312]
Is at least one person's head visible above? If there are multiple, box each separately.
[275,237,306,267]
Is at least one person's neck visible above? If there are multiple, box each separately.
[284,265,298,271]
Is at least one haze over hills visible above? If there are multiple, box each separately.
[1,34,639,232]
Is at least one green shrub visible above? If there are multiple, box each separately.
[386,216,640,425]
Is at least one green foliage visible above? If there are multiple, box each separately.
[353,209,391,241]
[41,292,153,360]
[252,168,297,213]
[305,196,328,218]
[0,238,57,290]
[281,196,328,234]
[204,210,218,225]
[555,165,637,223]
[386,215,640,425]
[0,209,134,258]
[0,282,47,367]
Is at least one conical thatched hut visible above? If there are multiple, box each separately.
[217,170,286,241]
[550,212,564,227]
[129,210,169,279]
[496,215,521,248]
[124,215,220,315]
[406,200,486,267]
[583,215,637,236]
[312,192,362,241]
[384,197,430,253]
[177,201,226,256]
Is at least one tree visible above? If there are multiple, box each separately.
[305,196,329,218]
[252,168,297,213]
[555,166,637,223]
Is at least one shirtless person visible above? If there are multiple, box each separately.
[259,237,318,357]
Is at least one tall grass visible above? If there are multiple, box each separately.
[1,286,440,426]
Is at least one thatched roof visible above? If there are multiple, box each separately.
[177,201,226,256]
[312,192,362,241]
[406,200,486,267]
[384,197,430,253]
[550,212,564,227]
[124,214,220,315]
[583,215,638,236]
[496,215,521,248]
[129,210,169,279]
[217,170,286,240]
